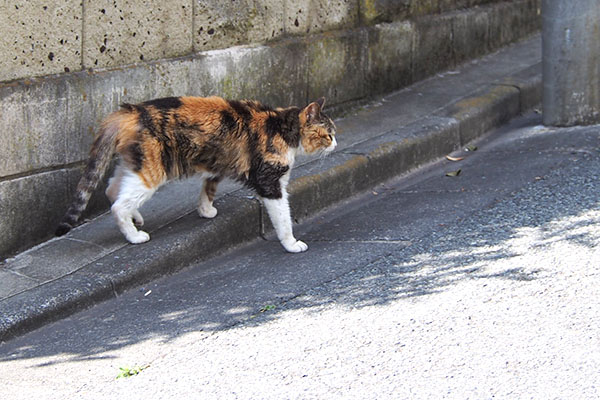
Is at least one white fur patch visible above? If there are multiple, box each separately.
[198,175,219,218]
[262,172,308,253]
[110,168,156,244]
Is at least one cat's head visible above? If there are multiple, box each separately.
[299,98,337,154]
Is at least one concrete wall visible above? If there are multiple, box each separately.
[0,0,541,259]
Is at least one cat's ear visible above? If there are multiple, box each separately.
[316,97,325,109]
[304,98,325,123]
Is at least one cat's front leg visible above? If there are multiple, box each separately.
[262,196,308,253]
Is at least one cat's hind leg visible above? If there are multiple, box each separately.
[106,165,144,226]
[131,210,144,227]
[111,169,156,244]
[105,165,124,204]
[198,176,220,218]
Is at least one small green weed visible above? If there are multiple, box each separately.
[116,365,149,379]
[260,304,276,312]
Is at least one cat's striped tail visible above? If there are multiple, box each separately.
[55,113,123,236]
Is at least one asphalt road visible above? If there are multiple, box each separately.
[1,113,599,399]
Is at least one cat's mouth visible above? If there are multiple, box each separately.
[326,136,337,153]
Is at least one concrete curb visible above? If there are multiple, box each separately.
[0,36,542,342]
[288,77,540,222]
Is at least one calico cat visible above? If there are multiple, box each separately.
[55,96,336,253]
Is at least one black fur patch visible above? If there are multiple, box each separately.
[280,107,301,147]
[265,115,281,137]
[158,110,170,137]
[264,109,301,150]
[173,131,197,177]
[219,110,238,136]
[173,129,192,154]
[142,97,183,110]
[132,105,175,176]
[128,142,145,171]
[161,141,174,176]
[192,143,221,173]
[246,100,273,113]
[263,115,278,153]
[137,106,157,135]
[120,103,136,112]
[172,112,201,131]
[247,160,289,199]
[228,100,253,122]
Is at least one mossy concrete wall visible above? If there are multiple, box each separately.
[0,0,541,259]
[2,0,528,83]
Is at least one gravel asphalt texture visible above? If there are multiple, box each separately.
[1,113,598,399]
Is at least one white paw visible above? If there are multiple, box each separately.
[282,239,308,253]
[198,205,218,219]
[126,230,150,244]
[132,210,144,227]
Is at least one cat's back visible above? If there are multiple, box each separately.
[113,95,272,180]
[118,95,279,133]
[146,96,230,133]
[177,96,231,124]
[116,95,230,133]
